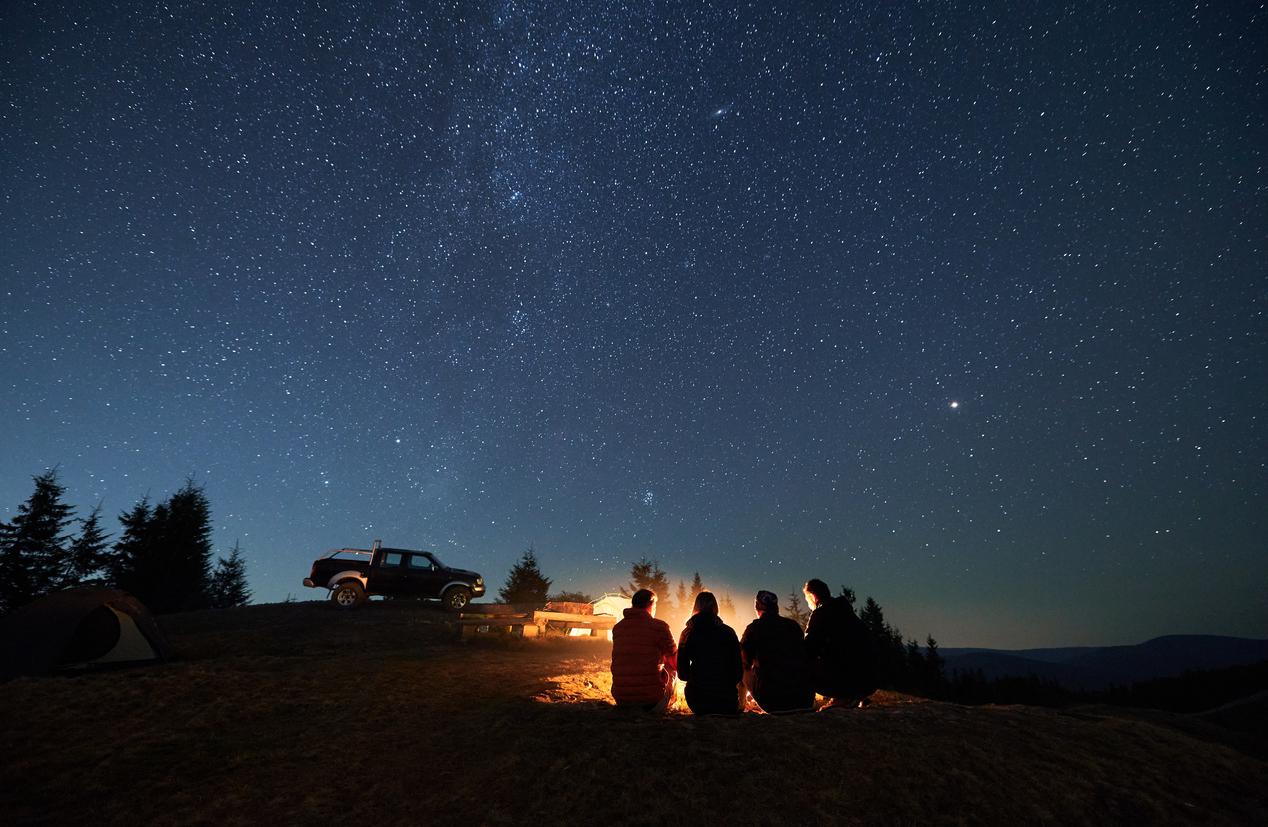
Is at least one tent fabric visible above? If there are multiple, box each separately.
[0,587,170,681]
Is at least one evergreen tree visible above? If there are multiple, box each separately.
[0,469,76,613]
[905,638,924,690]
[923,635,945,696]
[499,547,552,605]
[837,584,856,607]
[719,592,736,622]
[859,596,887,639]
[690,571,705,597]
[67,503,112,585]
[209,541,251,609]
[111,497,155,597]
[112,481,215,613]
[159,480,214,612]
[675,579,688,610]
[785,591,810,630]
[626,557,670,598]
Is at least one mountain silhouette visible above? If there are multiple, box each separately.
[940,635,1268,690]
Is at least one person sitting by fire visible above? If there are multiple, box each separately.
[676,590,743,715]
[740,590,814,713]
[802,578,878,709]
[610,588,678,712]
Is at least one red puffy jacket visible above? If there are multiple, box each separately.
[611,607,678,705]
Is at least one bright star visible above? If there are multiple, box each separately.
[949,401,960,409]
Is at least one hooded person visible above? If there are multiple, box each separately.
[676,590,743,715]
[610,588,678,711]
[802,578,878,708]
[739,590,814,713]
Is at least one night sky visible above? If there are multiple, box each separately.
[3,1,1265,648]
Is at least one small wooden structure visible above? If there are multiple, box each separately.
[453,607,617,639]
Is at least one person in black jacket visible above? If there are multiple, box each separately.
[740,590,814,713]
[803,578,878,708]
[677,590,743,715]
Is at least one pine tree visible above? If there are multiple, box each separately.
[209,541,251,609]
[158,480,214,612]
[112,481,215,613]
[111,497,155,598]
[675,579,688,610]
[859,596,887,639]
[690,571,704,597]
[499,547,552,605]
[923,635,945,696]
[626,557,670,598]
[785,591,810,630]
[67,503,112,585]
[837,584,856,607]
[719,592,736,623]
[0,469,76,613]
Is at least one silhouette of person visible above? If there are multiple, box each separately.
[803,578,878,709]
[740,590,813,713]
[677,590,743,715]
[610,588,677,711]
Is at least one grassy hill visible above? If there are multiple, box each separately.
[3,602,1266,825]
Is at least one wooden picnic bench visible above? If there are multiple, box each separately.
[453,610,618,639]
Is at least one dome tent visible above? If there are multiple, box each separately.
[0,587,170,681]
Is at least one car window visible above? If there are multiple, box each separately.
[407,554,433,570]
[381,552,404,567]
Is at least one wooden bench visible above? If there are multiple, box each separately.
[453,612,539,638]
[532,610,617,637]
[454,610,619,639]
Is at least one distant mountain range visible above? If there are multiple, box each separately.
[939,635,1268,690]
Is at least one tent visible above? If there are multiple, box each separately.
[0,587,170,681]
[591,593,629,618]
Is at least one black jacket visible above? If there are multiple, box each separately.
[740,612,813,712]
[677,613,742,714]
[804,596,878,700]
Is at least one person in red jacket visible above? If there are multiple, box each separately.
[610,589,678,711]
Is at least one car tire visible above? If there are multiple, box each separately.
[332,581,366,609]
[442,586,472,612]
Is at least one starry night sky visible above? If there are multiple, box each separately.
[3,1,1265,647]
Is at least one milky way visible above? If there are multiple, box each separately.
[2,1,1264,646]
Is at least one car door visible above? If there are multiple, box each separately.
[402,552,445,597]
[368,550,406,595]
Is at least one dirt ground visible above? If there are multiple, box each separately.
[3,601,1266,826]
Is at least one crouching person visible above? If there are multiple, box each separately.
[677,591,743,715]
[740,590,814,713]
[611,589,678,712]
[803,578,878,709]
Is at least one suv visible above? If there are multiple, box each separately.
[303,540,486,610]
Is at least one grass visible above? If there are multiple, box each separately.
[3,600,1266,826]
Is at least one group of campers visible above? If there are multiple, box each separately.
[610,578,877,714]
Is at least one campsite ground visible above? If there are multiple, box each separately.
[3,602,1266,826]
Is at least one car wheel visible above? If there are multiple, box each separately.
[332,581,366,609]
[442,586,472,612]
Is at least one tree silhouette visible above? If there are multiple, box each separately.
[159,480,215,612]
[690,571,704,597]
[209,540,251,608]
[0,469,75,614]
[719,592,736,624]
[837,584,856,607]
[111,481,214,613]
[66,503,112,585]
[626,556,669,598]
[785,591,810,630]
[111,497,156,600]
[500,547,552,605]
[675,579,688,609]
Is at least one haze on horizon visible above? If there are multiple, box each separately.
[1,1,1264,649]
